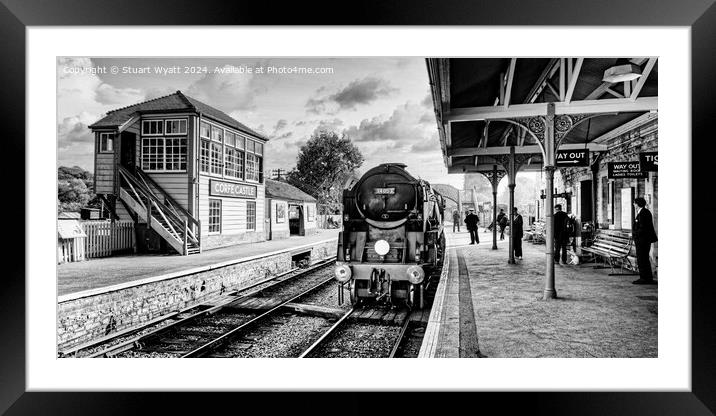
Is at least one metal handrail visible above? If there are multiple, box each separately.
[118,167,199,246]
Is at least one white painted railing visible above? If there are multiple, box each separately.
[82,220,135,259]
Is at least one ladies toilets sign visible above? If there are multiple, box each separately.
[607,161,647,178]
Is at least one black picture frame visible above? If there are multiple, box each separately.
[2,0,713,414]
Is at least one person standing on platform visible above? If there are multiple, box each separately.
[452,209,461,233]
[464,208,480,244]
[497,209,508,240]
[512,207,524,259]
[632,197,658,285]
[553,204,569,264]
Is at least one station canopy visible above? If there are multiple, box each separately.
[427,58,658,173]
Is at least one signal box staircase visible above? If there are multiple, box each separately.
[118,166,201,255]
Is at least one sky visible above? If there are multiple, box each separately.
[57,57,465,189]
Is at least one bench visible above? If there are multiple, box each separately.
[524,221,546,244]
[581,230,638,276]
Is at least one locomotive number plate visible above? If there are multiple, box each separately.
[374,187,396,195]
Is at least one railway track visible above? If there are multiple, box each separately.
[63,252,442,359]
[62,258,336,358]
[299,305,416,358]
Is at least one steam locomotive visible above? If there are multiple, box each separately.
[333,163,445,308]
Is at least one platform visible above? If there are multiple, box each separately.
[419,228,658,358]
[58,229,340,296]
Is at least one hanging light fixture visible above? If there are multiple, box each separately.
[602,58,643,83]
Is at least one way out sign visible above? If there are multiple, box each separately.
[556,149,589,167]
[639,151,658,172]
[608,161,647,178]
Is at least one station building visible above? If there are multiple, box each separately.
[265,179,318,240]
[89,91,268,254]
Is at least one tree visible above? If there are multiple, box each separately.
[287,130,364,214]
[57,166,97,212]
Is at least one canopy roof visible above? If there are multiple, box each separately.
[427,58,658,173]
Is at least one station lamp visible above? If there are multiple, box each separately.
[603,59,643,83]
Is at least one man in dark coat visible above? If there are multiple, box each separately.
[496,209,507,240]
[553,204,569,264]
[464,208,480,244]
[512,207,524,259]
[632,197,658,284]
[452,209,461,232]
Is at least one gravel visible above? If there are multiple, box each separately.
[258,266,334,300]
[308,323,402,358]
[213,312,334,358]
[297,281,351,310]
[112,310,258,358]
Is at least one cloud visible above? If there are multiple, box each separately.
[421,92,433,108]
[186,64,267,113]
[57,57,153,170]
[95,83,144,105]
[144,86,177,100]
[343,102,438,154]
[273,119,288,132]
[306,76,398,114]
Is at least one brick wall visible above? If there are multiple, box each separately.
[57,238,336,351]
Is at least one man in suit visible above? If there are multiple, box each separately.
[452,209,461,233]
[464,208,480,244]
[632,197,658,284]
[512,207,524,259]
[553,204,569,264]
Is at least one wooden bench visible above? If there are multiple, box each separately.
[524,221,546,244]
[581,230,638,276]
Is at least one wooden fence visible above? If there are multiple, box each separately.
[58,220,136,263]
[58,238,85,263]
[82,220,135,259]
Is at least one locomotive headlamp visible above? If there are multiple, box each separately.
[406,265,425,284]
[374,239,390,256]
[334,264,352,283]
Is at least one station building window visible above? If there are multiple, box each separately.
[99,132,114,153]
[165,119,187,135]
[246,201,256,230]
[198,120,262,181]
[200,139,210,173]
[141,137,187,172]
[200,121,211,139]
[210,141,223,175]
[245,140,264,182]
[142,120,164,135]
[209,199,222,234]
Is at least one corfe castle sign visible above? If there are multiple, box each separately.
[209,179,257,199]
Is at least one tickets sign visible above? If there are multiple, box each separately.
[639,152,658,172]
[607,161,647,179]
[556,149,589,167]
[209,179,257,199]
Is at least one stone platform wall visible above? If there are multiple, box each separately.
[57,238,336,351]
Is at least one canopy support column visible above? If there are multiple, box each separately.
[543,103,557,300]
[507,146,516,264]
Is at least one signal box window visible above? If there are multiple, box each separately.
[99,132,114,153]
[246,201,256,231]
[209,199,222,234]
